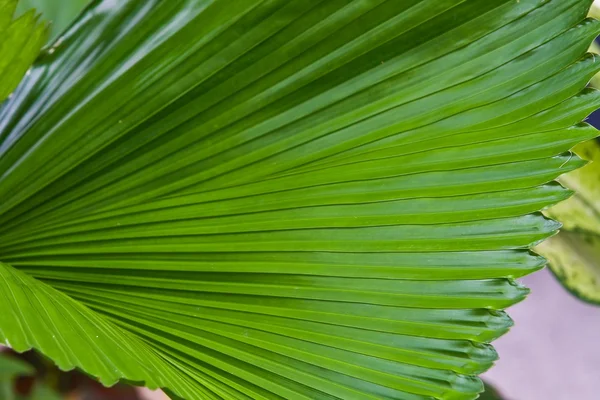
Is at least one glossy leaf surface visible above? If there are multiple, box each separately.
[0,0,599,399]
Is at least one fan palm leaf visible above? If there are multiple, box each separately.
[0,0,599,399]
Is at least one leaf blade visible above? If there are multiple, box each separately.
[0,0,598,399]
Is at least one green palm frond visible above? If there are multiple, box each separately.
[0,1,598,399]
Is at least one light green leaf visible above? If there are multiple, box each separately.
[0,1,598,399]
[0,262,204,395]
[537,138,600,305]
[0,0,47,103]
[16,0,88,41]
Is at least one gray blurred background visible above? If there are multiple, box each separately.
[483,268,600,400]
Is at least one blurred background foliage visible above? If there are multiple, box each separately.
[0,348,143,400]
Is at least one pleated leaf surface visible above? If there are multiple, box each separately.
[0,0,599,399]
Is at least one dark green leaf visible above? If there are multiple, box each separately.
[478,381,506,400]
[0,0,598,399]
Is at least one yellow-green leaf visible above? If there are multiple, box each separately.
[0,0,47,102]
[537,138,600,305]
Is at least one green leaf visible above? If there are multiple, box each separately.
[0,351,34,400]
[0,0,47,103]
[537,138,600,305]
[477,381,506,400]
[0,262,203,394]
[16,0,88,41]
[29,384,62,400]
[0,352,34,381]
[0,1,598,399]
